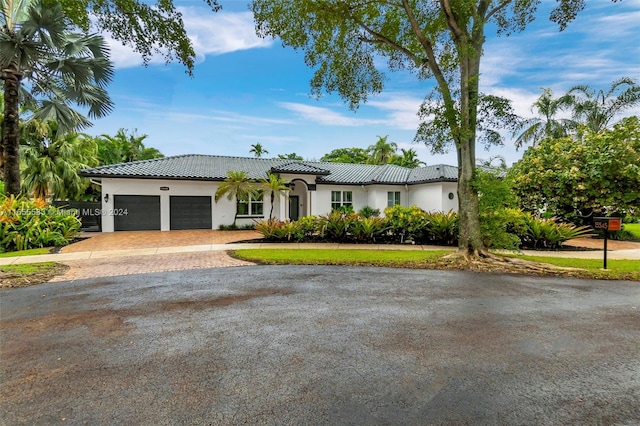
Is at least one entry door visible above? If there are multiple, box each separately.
[289,196,299,221]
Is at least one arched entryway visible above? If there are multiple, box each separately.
[288,179,309,221]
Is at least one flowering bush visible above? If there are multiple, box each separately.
[0,195,81,252]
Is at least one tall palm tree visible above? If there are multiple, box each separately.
[367,135,398,164]
[260,173,290,219]
[250,143,269,158]
[20,120,98,200]
[566,77,640,133]
[512,88,575,149]
[0,0,114,196]
[391,148,426,168]
[214,170,255,226]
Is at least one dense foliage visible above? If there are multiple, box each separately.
[254,206,589,249]
[509,117,640,225]
[0,195,81,252]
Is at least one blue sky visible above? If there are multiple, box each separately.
[88,0,640,166]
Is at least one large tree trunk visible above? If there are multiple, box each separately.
[457,141,483,254]
[2,71,22,196]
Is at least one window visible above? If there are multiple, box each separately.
[331,191,353,210]
[387,191,401,207]
[238,192,263,216]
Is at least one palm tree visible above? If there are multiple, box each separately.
[0,0,113,196]
[214,170,255,226]
[20,121,98,200]
[391,148,426,168]
[250,143,269,158]
[260,173,290,219]
[96,128,163,165]
[512,88,575,149]
[367,135,398,164]
[566,77,640,133]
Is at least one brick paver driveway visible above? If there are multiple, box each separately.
[52,230,260,281]
[62,229,261,252]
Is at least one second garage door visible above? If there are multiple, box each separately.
[170,196,212,230]
[114,195,161,231]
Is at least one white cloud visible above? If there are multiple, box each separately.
[278,102,383,126]
[105,9,272,69]
[367,93,424,130]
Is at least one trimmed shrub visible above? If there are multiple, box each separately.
[518,214,592,249]
[0,195,81,252]
[384,205,429,243]
[351,216,388,242]
[424,210,458,246]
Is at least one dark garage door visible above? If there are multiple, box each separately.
[170,196,212,230]
[114,195,161,231]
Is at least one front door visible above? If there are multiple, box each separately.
[289,196,299,221]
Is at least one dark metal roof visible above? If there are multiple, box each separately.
[270,162,330,175]
[81,154,458,185]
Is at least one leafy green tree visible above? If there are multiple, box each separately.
[214,170,255,226]
[390,148,426,168]
[252,0,588,256]
[250,143,269,158]
[320,147,370,164]
[513,88,575,149]
[20,121,98,200]
[277,153,304,160]
[96,129,163,165]
[0,0,113,196]
[566,77,640,133]
[367,135,397,165]
[509,117,640,225]
[49,0,221,75]
[259,173,290,219]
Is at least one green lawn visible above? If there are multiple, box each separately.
[230,249,640,281]
[0,248,50,258]
[624,223,640,240]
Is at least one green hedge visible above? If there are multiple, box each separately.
[0,195,81,252]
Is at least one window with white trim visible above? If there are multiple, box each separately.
[238,192,264,216]
[387,191,401,207]
[331,191,353,210]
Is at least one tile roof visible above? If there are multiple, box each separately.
[81,154,458,185]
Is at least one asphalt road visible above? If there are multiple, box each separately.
[1,266,639,425]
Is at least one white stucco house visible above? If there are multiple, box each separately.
[80,154,459,232]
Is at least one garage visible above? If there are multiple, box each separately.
[114,195,161,231]
[170,196,212,230]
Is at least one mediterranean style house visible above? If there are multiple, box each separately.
[80,154,459,232]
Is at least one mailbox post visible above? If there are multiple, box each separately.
[593,217,622,269]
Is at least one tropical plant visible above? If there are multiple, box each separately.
[384,205,429,243]
[252,0,590,257]
[259,173,290,219]
[351,216,387,242]
[20,121,98,200]
[0,0,114,196]
[318,210,355,241]
[277,153,304,160]
[358,206,380,218]
[214,171,255,227]
[512,88,575,149]
[472,169,520,249]
[367,135,398,165]
[250,143,269,158]
[320,147,370,164]
[0,194,81,252]
[565,77,640,133]
[509,117,640,225]
[518,215,592,250]
[424,211,459,246]
[390,148,426,168]
[96,129,163,165]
